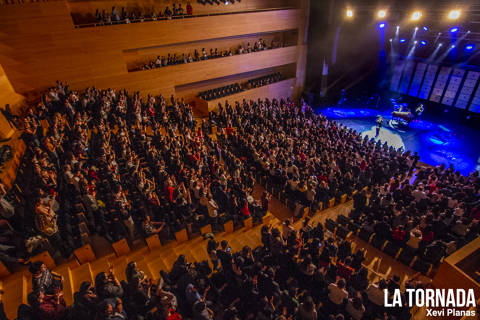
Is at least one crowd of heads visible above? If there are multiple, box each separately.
[198,0,241,5]
[1,81,273,272]
[246,72,284,90]
[200,84,243,101]
[350,163,480,265]
[139,38,283,72]
[74,3,194,26]
[0,77,479,319]
[211,97,479,265]
[2,0,50,4]
[200,73,284,101]
[20,214,422,320]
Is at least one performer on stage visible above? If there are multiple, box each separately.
[414,103,424,120]
[376,116,383,137]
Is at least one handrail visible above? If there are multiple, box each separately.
[73,6,296,28]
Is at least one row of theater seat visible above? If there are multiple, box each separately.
[328,215,436,276]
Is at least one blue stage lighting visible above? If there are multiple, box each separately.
[420,40,427,46]
[399,38,406,43]
[449,27,459,33]
[465,44,475,51]
[423,26,428,31]
[379,23,386,29]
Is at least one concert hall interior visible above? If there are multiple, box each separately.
[0,1,479,320]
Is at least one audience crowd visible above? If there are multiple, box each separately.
[197,0,241,5]
[0,78,478,320]
[2,0,52,4]
[138,39,283,71]
[73,3,194,26]
[15,218,421,320]
[200,84,243,101]
[199,73,284,101]
[349,164,480,266]
[1,81,271,271]
[245,73,284,90]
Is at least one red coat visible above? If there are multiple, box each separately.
[240,202,250,217]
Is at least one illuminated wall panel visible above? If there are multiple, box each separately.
[408,62,427,97]
[469,82,480,113]
[429,66,452,103]
[390,61,404,92]
[418,64,438,100]
[442,68,465,106]
[398,61,416,94]
[455,71,480,110]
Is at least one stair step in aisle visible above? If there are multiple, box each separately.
[90,253,117,277]
[110,257,129,283]
[125,246,150,264]
[53,264,74,306]
[3,274,27,320]
[146,257,170,282]
[71,263,94,294]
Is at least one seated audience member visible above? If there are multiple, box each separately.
[187,2,193,15]
[30,289,67,320]
[327,278,348,311]
[346,296,365,320]
[29,262,64,294]
[366,279,387,312]
[142,215,166,236]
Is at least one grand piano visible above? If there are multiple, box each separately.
[392,110,414,124]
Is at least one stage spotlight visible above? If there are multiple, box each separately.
[423,26,428,31]
[451,45,456,49]
[377,10,387,18]
[396,26,400,30]
[224,0,229,4]
[400,38,406,43]
[378,23,386,29]
[450,27,459,33]
[420,40,427,46]
[439,43,443,47]
[448,10,461,20]
[346,8,354,18]
[466,44,475,51]
[389,38,393,42]
[411,11,422,21]
[414,40,418,44]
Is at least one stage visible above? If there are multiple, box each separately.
[316,105,480,175]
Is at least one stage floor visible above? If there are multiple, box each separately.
[316,105,480,175]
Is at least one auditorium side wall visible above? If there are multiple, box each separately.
[0,0,309,103]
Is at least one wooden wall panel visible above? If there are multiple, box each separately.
[0,2,304,96]
[0,64,24,139]
[71,46,298,96]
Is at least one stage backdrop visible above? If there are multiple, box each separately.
[408,62,427,97]
[442,69,465,106]
[398,61,416,94]
[470,81,480,113]
[456,71,480,110]
[430,66,452,103]
[391,60,480,113]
